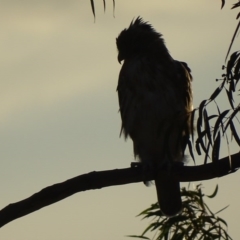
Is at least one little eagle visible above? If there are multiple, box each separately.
[116,17,193,216]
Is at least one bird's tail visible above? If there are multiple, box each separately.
[155,172,182,217]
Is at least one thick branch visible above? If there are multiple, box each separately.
[0,152,239,228]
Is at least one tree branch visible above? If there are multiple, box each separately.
[0,152,239,228]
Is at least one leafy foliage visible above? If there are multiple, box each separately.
[129,185,232,240]
[189,51,240,164]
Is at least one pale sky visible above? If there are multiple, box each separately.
[0,0,240,239]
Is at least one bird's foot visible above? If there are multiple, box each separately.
[131,162,157,186]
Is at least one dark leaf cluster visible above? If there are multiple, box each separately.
[188,51,240,164]
[129,185,232,240]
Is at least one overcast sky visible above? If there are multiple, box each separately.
[0,0,240,239]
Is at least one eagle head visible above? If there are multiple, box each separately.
[116,17,164,63]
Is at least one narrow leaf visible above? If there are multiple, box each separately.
[220,77,227,89]
[225,21,240,61]
[229,77,235,92]
[127,235,150,239]
[197,117,202,142]
[221,0,225,9]
[113,0,115,17]
[196,130,208,154]
[215,206,229,215]
[230,121,240,146]
[212,132,221,162]
[198,99,208,127]
[103,0,106,12]
[90,0,96,19]
[187,139,195,163]
[225,89,234,109]
[196,141,202,155]
[237,12,240,20]
[215,101,221,115]
[191,109,196,143]
[224,106,240,132]
[234,53,240,80]
[232,2,240,9]
[204,141,211,164]
[213,109,230,138]
[206,185,218,198]
[204,109,212,145]
[207,114,218,121]
[209,86,223,101]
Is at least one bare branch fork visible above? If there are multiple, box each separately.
[0,152,239,228]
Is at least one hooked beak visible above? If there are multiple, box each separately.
[118,53,123,64]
